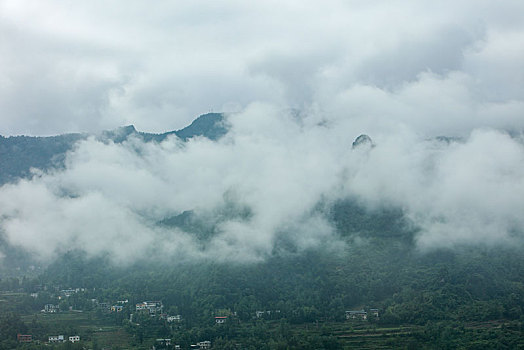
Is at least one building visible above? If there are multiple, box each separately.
[215,316,227,324]
[256,310,280,318]
[346,310,367,320]
[17,334,32,343]
[60,289,76,297]
[155,338,171,346]
[167,315,182,322]
[191,341,211,349]
[198,341,211,349]
[69,335,80,343]
[370,308,379,318]
[111,305,124,312]
[136,301,163,315]
[43,304,59,313]
[49,335,65,343]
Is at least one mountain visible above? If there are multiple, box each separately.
[0,116,523,349]
[351,134,374,149]
[0,113,227,185]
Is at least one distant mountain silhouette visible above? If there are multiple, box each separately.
[0,113,227,185]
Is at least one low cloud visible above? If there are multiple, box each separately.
[344,128,524,248]
[1,107,524,263]
[1,1,523,135]
[0,106,346,263]
[1,1,524,262]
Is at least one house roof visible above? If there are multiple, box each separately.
[346,310,367,314]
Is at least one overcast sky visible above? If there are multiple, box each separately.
[1,1,524,263]
[1,0,523,136]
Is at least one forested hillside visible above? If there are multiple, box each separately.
[0,115,523,349]
[0,113,226,185]
[1,199,523,349]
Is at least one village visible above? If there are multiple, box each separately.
[8,285,380,348]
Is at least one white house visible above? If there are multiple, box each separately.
[136,301,163,314]
[370,308,379,318]
[215,316,227,324]
[191,340,211,349]
[43,304,59,313]
[49,335,64,343]
[167,315,182,322]
[155,338,171,346]
[346,310,367,320]
[69,335,80,343]
[198,340,211,349]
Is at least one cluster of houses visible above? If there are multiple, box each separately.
[17,334,80,344]
[133,300,183,323]
[345,308,379,320]
[255,310,281,318]
[42,303,59,313]
[58,288,87,299]
[153,339,210,349]
[136,300,163,315]
[109,299,128,312]
[191,340,211,349]
[49,335,80,343]
[86,298,127,312]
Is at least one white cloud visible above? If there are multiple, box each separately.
[0,106,347,262]
[1,106,523,263]
[1,1,523,136]
[1,1,524,261]
[344,128,524,248]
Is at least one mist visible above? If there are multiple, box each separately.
[1,105,523,263]
[1,1,524,136]
[1,1,524,264]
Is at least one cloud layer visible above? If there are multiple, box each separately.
[1,107,524,263]
[1,1,524,263]
[1,1,523,135]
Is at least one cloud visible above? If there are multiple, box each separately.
[0,106,347,262]
[344,128,524,248]
[1,106,524,264]
[1,1,524,262]
[1,1,523,136]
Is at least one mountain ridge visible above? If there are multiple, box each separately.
[0,113,227,185]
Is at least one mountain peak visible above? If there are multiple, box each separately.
[352,134,374,149]
[175,113,227,141]
[0,113,228,185]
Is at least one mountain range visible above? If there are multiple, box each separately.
[0,113,227,186]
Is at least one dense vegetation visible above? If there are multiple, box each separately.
[1,116,523,348]
[0,113,226,186]
[1,199,523,349]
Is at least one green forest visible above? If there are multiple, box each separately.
[1,199,523,349]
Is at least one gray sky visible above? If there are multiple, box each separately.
[1,0,523,136]
[1,1,524,263]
